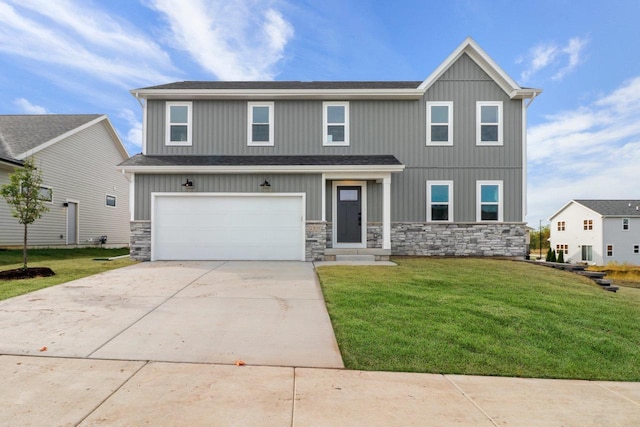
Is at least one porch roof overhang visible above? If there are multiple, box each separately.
[118,154,405,174]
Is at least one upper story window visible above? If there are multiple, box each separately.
[166,102,192,146]
[623,218,629,230]
[323,102,349,146]
[476,101,503,146]
[427,181,453,222]
[426,102,453,146]
[557,221,565,231]
[583,219,593,230]
[248,102,274,146]
[476,180,503,222]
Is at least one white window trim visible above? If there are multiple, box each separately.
[476,180,503,222]
[426,101,453,146]
[606,244,614,257]
[476,101,503,146]
[38,185,53,204]
[165,101,192,146]
[426,180,453,222]
[622,218,629,231]
[105,194,117,208]
[323,102,349,146]
[633,244,639,254]
[247,102,274,146]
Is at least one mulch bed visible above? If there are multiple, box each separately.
[0,267,55,280]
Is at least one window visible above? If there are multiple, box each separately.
[427,181,453,221]
[166,102,192,146]
[606,244,614,257]
[477,101,503,145]
[583,219,593,230]
[581,245,593,262]
[557,221,565,231]
[633,244,639,254]
[323,102,349,146]
[623,218,629,230]
[38,185,53,203]
[476,181,503,222]
[426,102,453,146]
[248,102,274,146]
[556,244,568,255]
[106,195,116,207]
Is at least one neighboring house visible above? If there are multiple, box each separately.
[549,200,640,265]
[119,37,541,262]
[0,115,130,248]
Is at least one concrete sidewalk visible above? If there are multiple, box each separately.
[2,355,639,426]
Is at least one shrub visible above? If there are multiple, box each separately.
[557,250,565,263]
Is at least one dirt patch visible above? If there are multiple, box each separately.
[0,267,55,280]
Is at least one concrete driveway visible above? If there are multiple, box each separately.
[0,261,344,368]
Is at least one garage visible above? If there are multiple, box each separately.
[152,193,305,261]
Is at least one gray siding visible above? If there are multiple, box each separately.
[143,53,524,222]
[134,173,322,221]
[0,122,130,247]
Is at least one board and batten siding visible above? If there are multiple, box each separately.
[134,173,322,221]
[142,53,524,222]
[0,122,130,247]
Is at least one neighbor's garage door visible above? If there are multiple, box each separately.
[152,194,304,261]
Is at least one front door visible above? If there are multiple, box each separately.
[336,186,362,244]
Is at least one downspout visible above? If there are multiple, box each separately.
[521,91,539,224]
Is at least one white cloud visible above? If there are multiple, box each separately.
[0,0,176,87]
[119,109,143,150]
[147,0,294,80]
[527,76,640,224]
[519,36,588,83]
[13,98,48,114]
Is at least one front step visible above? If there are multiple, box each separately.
[335,255,375,262]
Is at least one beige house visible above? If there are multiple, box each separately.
[0,115,130,248]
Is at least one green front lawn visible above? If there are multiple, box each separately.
[316,258,640,381]
[0,248,137,300]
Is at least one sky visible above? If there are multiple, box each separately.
[1,0,639,226]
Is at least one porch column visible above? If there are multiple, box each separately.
[383,176,391,250]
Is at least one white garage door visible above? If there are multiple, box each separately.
[152,194,305,261]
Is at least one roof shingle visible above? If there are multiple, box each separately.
[135,81,422,91]
[575,200,640,217]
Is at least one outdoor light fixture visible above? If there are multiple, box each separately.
[260,180,271,188]
[63,202,69,207]
[182,179,194,188]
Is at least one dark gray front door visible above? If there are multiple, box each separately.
[336,186,361,243]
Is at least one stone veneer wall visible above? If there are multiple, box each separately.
[391,222,527,257]
[130,221,151,261]
[306,221,326,261]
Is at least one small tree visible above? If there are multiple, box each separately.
[557,250,565,263]
[1,158,50,270]
[546,247,553,262]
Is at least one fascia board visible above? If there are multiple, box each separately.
[548,200,575,221]
[130,88,423,101]
[15,115,112,160]
[418,37,534,99]
[118,164,406,174]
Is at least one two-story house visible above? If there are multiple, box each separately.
[119,37,541,262]
[549,200,640,265]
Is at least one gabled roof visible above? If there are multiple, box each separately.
[131,37,540,101]
[549,200,640,220]
[118,154,404,173]
[418,37,541,99]
[0,114,128,160]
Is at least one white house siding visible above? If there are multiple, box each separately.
[602,217,640,265]
[0,121,130,247]
[550,203,603,265]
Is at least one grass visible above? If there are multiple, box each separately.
[316,257,640,381]
[0,247,137,301]
[589,262,640,289]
